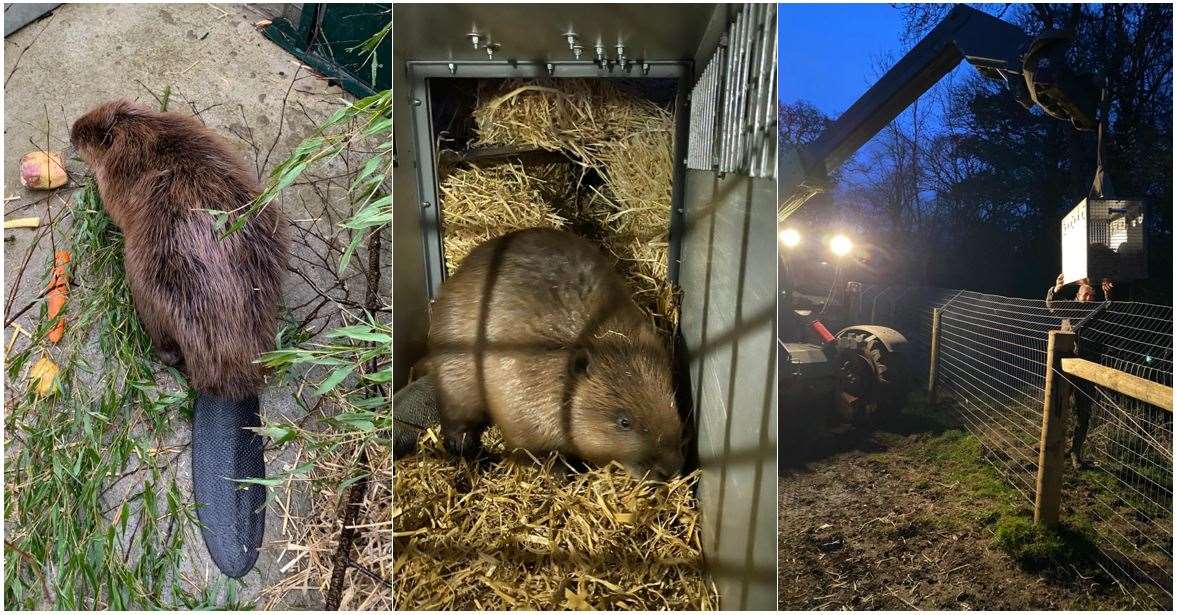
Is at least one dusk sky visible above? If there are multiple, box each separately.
[778,3,910,116]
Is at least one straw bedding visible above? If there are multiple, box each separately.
[438,78,678,334]
[262,442,393,610]
[393,79,715,609]
[393,428,717,610]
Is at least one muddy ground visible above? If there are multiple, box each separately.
[777,403,1170,610]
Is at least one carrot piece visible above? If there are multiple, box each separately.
[47,250,71,343]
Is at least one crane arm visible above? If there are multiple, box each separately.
[780,4,1097,220]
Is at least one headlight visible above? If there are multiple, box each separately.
[830,234,853,256]
[779,228,801,248]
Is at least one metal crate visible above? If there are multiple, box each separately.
[1062,198,1148,284]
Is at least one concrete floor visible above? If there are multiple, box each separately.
[4,3,377,608]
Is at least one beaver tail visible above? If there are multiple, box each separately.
[191,393,266,578]
[393,373,439,458]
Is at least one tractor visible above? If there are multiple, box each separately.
[779,4,1101,441]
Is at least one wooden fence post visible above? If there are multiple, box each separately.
[927,308,942,404]
[1034,330,1076,528]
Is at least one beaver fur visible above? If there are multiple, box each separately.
[70,99,289,399]
[428,228,684,479]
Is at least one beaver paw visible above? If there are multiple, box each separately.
[157,348,183,367]
[443,428,483,460]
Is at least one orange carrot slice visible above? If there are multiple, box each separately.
[47,250,71,343]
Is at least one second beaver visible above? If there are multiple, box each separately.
[428,228,684,479]
[70,99,288,578]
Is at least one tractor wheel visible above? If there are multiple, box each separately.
[838,335,906,427]
[865,336,904,421]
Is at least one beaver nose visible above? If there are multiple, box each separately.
[653,451,684,480]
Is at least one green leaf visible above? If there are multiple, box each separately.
[253,425,298,445]
[316,365,353,395]
[362,368,392,383]
[327,325,390,344]
[271,160,309,193]
[333,412,376,432]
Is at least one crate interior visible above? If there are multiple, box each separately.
[426,77,681,333]
[395,76,716,609]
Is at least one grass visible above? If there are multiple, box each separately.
[891,393,1170,607]
[993,515,1098,572]
[4,182,242,609]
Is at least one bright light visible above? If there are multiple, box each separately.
[830,234,853,257]
[779,228,801,248]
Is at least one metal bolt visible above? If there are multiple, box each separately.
[421,201,432,209]
[562,30,579,50]
[466,31,481,50]
[410,98,422,107]
[571,44,584,59]
[641,61,651,76]
[546,63,555,76]
[615,42,626,64]
[594,42,606,64]
[447,62,456,75]
[485,42,501,60]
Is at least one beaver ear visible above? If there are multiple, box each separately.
[570,347,591,375]
[83,101,134,147]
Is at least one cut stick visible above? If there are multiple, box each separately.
[4,217,40,229]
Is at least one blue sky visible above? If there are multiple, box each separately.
[778,3,909,116]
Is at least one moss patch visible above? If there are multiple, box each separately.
[993,514,1099,572]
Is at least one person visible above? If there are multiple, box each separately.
[1046,273,1095,311]
[1100,277,1115,302]
[1045,273,1102,469]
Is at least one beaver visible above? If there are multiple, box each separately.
[427,228,684,479]
[70,99,289,577]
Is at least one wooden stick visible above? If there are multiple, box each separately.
[1060,357,1173,412]
[3,217,40,229]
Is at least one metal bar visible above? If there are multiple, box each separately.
[734,3,752,171]
[750,2,769,171]
[759,3,778,178]
[764,7,778,179]
[701,57,710,168]
[407,68,445,298]
[726,5,749,172]
[714,35,730,171]
[739,3,760,173]
[736,3,756,171]
[710,47,722,169]
[406,60,688,79]
[668,61,693,285]
[748,3,770,174]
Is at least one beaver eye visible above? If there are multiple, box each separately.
[615,413,632,431]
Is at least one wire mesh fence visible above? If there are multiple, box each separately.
[857,285,1173,606]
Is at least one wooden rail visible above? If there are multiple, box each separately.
[1035,339,1174,528]
[1060,358,1173,413]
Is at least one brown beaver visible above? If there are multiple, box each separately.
[428,228,684,479]
[69,99,288,578]
[69,99,288,397]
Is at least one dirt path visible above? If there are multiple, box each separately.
[777,417,1161,610]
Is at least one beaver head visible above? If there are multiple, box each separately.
[566,325,684,480]
[69,99,154,167]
